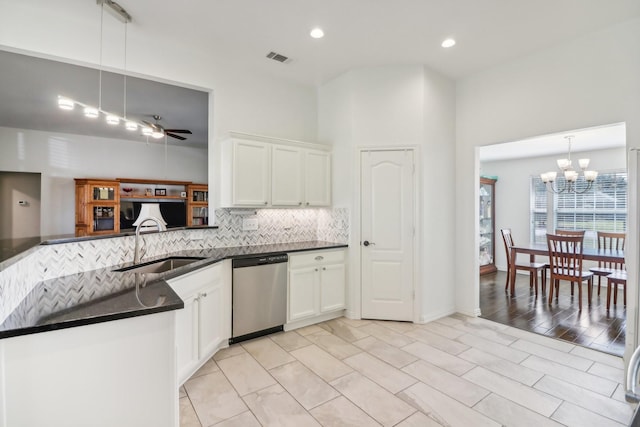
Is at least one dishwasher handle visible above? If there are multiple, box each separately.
[626,345,640,402]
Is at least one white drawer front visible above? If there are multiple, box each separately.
[289,249,345,268]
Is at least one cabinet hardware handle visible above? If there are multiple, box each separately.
[315,268,318,271]
[315,256,324,261]
[264,201,268,205]
[363,240,375,247]
[322,267,326,271]
[201,292,207,297]
[298,202,302,205]
[306,202,310,206]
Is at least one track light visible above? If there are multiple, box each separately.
[84,107,99,118]
[58,97,74,110]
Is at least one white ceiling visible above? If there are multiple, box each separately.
[123,0,640,85]
[2,1,639,148]
[479,123,627,162]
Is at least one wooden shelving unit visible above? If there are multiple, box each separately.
[75,178,208,236]
[187,184,209,226]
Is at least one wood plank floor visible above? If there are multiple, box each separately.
[480,271,625,356]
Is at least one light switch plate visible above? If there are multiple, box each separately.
[242,218,258,231]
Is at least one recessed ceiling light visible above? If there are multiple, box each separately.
[310,27,324,39]
[441,38,456,48]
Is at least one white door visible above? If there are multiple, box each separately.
[361,149,415,321]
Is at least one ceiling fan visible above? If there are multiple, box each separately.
[142,115,192,141]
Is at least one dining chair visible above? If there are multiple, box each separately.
[553,229,585,296]
[605,271,627,311]
[546,233,594,310]
[589,231,625,297]
[501,229,546,294]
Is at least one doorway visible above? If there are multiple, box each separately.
[477,123,627,356]
[360,149,415,321]
[0,171,41,239]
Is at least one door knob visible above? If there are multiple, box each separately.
[363,240,375,246]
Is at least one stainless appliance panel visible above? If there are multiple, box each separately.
[232,257,287,339]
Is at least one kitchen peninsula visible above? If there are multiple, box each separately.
[0,215,348,426]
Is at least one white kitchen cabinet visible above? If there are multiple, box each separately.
[288,249,346,323]
[304,150,331,206]
[169,262,227,385]
[223,138,271,206]
[221,132,331,208]
[272,144,303,206]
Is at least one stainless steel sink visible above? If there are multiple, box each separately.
[114,257,205,274]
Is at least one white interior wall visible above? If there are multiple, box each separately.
[456,18,640,350]
[0,126,207,235]
[318,65,456,321]
[481,146,626,271]
[0,0,318,215]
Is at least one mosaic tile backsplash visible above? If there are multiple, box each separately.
[0,208,348,323]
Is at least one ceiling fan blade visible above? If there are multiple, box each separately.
[164,129,192,134]
[166,133,187,141]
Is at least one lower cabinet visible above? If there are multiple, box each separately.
[288,249,346,322]
[169,262,228,385]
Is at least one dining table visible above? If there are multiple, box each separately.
[508,243,625,296]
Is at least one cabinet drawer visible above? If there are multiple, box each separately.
[168,262,221,299]
[289,250,344,269]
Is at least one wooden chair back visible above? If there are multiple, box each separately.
[555,229,585,236]
[547,233,585,282]
[501,228,515,265]
[596,231,625,270]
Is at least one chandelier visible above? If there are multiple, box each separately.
[540,135,598,194]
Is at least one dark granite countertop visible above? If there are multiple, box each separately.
[0,240,347,339]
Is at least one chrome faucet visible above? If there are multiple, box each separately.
[134,217,167,264]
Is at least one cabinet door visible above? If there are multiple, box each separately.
[305,150,331,206]
[232,140,270,206]
[272,145,303,206]
[175,294,199,385]
[198,281,223,359]
[319,263,346,312]
[289,266,318,321]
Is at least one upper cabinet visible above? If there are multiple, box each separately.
[220,132,331,208]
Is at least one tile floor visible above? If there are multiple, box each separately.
[179,314,635,426]
[480,271,626,356]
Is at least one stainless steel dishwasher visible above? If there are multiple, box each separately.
[230,253,288,343]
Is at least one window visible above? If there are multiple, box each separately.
[530,172,627,248]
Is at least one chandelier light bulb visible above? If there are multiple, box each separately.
[125,121,138,131]
[310,27,324,39]
[141,127,153,136]
[151,130,164,139]
[556,158,571,170]
[58,98,75,110]
[84,107,99,118]
[584,170,598,182]
[578,158,590,169]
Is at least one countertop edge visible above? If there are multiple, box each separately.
[0,241,348,340]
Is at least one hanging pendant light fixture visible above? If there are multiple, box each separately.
[57,1,148,135]
[540,135,598,194]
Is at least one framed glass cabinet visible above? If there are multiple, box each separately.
[479,176,497,275]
